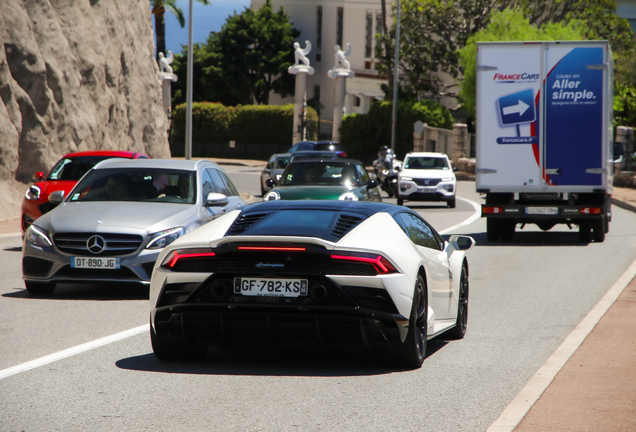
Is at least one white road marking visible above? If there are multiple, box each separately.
[0,324,149,381]
[486,257,636,432]
[0,197,480,380]
[439,197,482,234]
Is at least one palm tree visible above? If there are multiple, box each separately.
[151,0,210,61]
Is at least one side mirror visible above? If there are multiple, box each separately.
[33,171,44,182]
[453,166,459,172]
[205,192,229,207]
[265,178,276,188]
[448,235,475,251]
[48,190,65,204]
[614,142,625,163]
[367,179,379,189]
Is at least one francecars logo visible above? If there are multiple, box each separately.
[87,235,106,254]
[494,73,540,82]
[256,262,285,268]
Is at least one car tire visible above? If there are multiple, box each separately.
[579,221,592,243]
[25,281,56,296]
[260,184,266,197]
[447,197,456,208]
[446,261,468,340]
[486,218,501,242]
[397,197,404,206]
[393,274,427,369]
[150,320,207,361]
[592,218,605,243]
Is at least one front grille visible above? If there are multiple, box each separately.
[226,212,271,236]
[23,256,54,277]
[53,233,143,256]
[54,265,140,280]
[413,178,441,186]
[171,258,378,276]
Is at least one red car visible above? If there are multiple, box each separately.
[21,150,149,233]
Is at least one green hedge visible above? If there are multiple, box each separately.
[340,100,454,161]
[171,102,318,145]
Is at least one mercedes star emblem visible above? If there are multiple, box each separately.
[87,235,106,254]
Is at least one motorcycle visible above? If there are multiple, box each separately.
[373,154,401,198]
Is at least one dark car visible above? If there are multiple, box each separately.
[263,158,382,202]
[260,153,291,195]
[288,141,347,158]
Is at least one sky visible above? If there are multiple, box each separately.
[153,0,251,55]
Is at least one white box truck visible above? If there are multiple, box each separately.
[475,41,617,242]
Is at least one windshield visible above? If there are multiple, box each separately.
[404,156,450,170]
[275,156,290,169]
[281,162,359,186]
[68,168,197,204]
[46,156,118,181]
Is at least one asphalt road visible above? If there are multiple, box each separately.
[2,167,636,431]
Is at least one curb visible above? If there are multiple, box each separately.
[611,197,636,213]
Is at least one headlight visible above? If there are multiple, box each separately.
[26,225,52,248]
[275,175,282,181]
[441,177,454,182]
[25,185,41,200]
[338,192,359,201]
[146,227,186,250]
[400,177,413,181]
[263,191,280,201]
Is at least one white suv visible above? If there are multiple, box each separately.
[397,152,456,207]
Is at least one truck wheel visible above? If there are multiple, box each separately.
[592,218,605,243]
[579,222,592,243]
[500,220,515,242]
[486,219,501,242]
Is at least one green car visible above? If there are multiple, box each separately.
[263,159,382,202]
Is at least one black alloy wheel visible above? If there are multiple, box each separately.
[393,274,427,369]
[25,281,56,296]
[446,261,469,340]
[150,317,207,361]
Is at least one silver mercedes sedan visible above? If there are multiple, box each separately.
[22,158,246,295]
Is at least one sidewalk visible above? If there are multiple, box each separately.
[3,163,636,431]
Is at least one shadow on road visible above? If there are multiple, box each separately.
[2,283,148,301]
[116,339,450,377]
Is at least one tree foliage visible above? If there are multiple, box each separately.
[150,0,210,61]
[459,8,585,118]
[375,0,635,104]
[171,0,299,106]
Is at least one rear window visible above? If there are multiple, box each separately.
[227,209,368,241]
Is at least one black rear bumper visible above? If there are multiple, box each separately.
[153,304,408,350]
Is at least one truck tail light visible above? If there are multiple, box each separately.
[580,207,602,215]
[483,206,504,214]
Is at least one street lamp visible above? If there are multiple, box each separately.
[390,0,400,152]
[185,0,194,160]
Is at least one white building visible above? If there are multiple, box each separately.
[251,0,388,120]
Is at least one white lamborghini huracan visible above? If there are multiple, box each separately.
[149,200,474,369]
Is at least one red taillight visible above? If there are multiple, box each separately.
[237,246,306,251]
[331,253,397,274]
[580,207,602,215]
[337,151,348,157]
[161,248,215,269]
[482,206,504,214]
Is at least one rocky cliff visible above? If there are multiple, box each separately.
[0,0,171,221]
